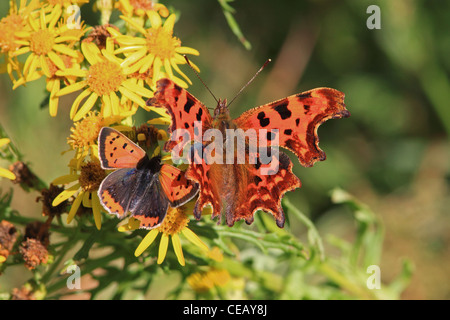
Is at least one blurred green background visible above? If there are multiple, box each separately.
[0,0,449,299]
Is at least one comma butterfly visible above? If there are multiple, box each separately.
[97,127,199,229]
[148,74,350,228]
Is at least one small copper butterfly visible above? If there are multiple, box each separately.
[97,127,199,229]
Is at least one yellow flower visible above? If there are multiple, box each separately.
[0,0,40,84]
[66,111,123,162]
[56,38,154,121]
[127,206,209,266]
[0,138,16,180]
[187,269,231,293]
[52,160,106,230]
[115,0,169,19]
[108,12,200,88]
[11,5,84,88]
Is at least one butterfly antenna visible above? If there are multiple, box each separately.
[184,55,219,106]
[227,59,271,108]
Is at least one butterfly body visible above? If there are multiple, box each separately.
[97,127,198,229]
[148,78,349,227]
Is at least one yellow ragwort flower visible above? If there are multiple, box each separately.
[66,111,123,161]
[0,0,40,84]
[187,269,231,293]
[108,12,200,88]
[0,138,17,180]
[126,206,209,266]
[52,160,106,230]
[11,5,84,88]
[56,38,154,121]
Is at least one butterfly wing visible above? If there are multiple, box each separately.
[234,88,350,167]
[185,144,222,221]
[129,170,170,229]
[98,127,146,169]
[98,168,139,219]
[159,164,199,208]
[98,165,171,229]
[147,78,213,152]
[186,145,301,228]
[231,150,301,228]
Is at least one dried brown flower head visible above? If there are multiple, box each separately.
[0,220,17,263]
[19,238,49,270]
[83,24,119,49]
[37,184,68,218]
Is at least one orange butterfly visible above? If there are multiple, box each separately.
[97,127,198,229]
[148,78,349,227]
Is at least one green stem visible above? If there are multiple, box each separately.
[283,198,325,260]
[317,261,374,299]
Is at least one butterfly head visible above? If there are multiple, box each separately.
[213,98,229,119]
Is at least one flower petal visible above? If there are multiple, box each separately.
[182,228,209,252]
[56,80,87,96]
[52,174,80,184]
[118,86,147,109]
[148,11,162,29]
[172,233,185,266]
[92,193,102,230]
[0,167,16,180]
[163,14,176,33]
[73,92,99,121]
[47,51,66,70]
[118,217,140,232]
[157,233,169,264]
[81,41,102,65]
[122,79,153,98]
[176,46,200,56]
[120,15,147,35]
[135,229,159,257]
[53,183,80,206]
[69,88,91,119]
[67,191,84,224]
[53,44,79,58]
[120,48,148,68]
[0,138,11,148]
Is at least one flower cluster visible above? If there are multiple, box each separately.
[1,0,204,267]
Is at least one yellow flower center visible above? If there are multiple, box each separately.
[159,206,189,235]
[0,14,24,53]
[87,60,125,95]
[68,112,104,150]
[146,27,180,59]
[30,29,55,56]
[79,162,106,192]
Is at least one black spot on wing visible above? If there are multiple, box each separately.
[184,98,195,113]
[304,104,311,115]
[196,107,203,121]
[254,176,263,186]
[257,112,270,127]
[273,100,291,120]
[173,83,182,94]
